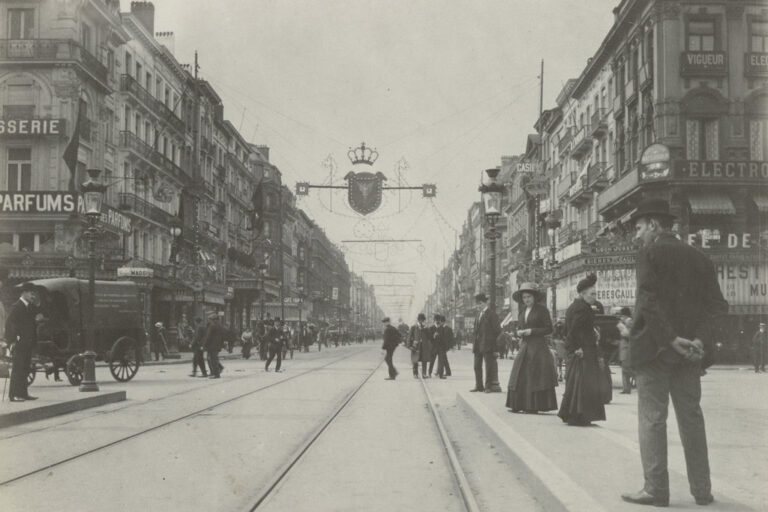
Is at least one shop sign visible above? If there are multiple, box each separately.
[639,143,671,181]
[556,240,581,262]
[585,254,636,266]
[0,191,77,213]
[283,297,304,304]
[673,161,768,182]
[680,51,727,76]
[594,268,636,306]
[332,287,339,300]
[716,263,767,307]
[516,162,542,174]
[686,231,755,250]
[94,204,132,233]
[117,267,154,278]
[745,52,768,76]
[226,286,235,299]
[0,118,65,136]
[524,176,549,197]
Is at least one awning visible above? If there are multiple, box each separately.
[687,192,736,216]
[751,194,768,214]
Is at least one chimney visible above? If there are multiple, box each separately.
[155,31,175,55]
[131,2,155,35]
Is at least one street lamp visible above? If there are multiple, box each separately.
[478,167,504,393]
[80,168,106,392]
[168,217,182,350]
[259,262,268,322]
[297,285,305,351]
[544,214,562,323]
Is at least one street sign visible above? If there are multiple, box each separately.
[117,267,154,278]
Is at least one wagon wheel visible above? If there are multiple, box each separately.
[65,355,84,386]
[27,362,37,385]
[109,336,139,382]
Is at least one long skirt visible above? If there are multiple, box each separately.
[558,352,606,425]
[506,342,558,412]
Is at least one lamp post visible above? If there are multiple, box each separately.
[169,218,182,350]
[259,263,268,322]
[479,167,504,393]
[80,168,106,392]
[545,215,562,323]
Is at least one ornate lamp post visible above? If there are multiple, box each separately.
[80,168,106,392]
[544,215,562,322]
[479,167,504,393]
[169,217,182,350]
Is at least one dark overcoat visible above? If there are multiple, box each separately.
[630,233,728,369]
[474,308,501,354]
[507,303,558,393]
[382,324,401,351]
[408,323,431,363]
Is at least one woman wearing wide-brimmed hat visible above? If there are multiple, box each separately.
[505,282,558,413]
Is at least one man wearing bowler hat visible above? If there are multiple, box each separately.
[4,282,39,401]
[471,293,502,393]
[621,198,728,507]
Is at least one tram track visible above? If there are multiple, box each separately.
[0,347,366,442]
[0,347,371,488]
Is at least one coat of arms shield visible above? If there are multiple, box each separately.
[345,171,386,215]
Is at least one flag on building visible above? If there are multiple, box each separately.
[62,100,83,191]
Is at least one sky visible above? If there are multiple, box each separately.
[122,0,618,319]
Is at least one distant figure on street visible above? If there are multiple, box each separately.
[558,274,605,427]
[205,316,225,379]
[506,283,558,413]
[617,307,634,394]
[408,313,430,378]
[621,199,727,508]
[241,326,253,360]
[381,317,400,380]
[4,282,38,402]
[471,293,501,393]
[151,322,169,361]
[751,322,767,373]
[265,318,284,372]
[434,314,453,379]
[190,317,208,378]
[427,315,440,376]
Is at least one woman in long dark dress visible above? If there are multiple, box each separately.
[506,283,558,413]
[558,274,606,426]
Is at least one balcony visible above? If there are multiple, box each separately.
[680,52,727,78]
[587,162,609,191]
[625,79,637,104]
[0,39,107,86]
[568,175,593,206]
[558,222,581,246]
[557,172,574,199]
[590,108,608,137]
[558,128,573,156]
[745,52,768,77]
[571,125,593,158]
[151,151,188,184]
[120,74,184,132]
[613,93,624,118]
[120,130,154,161]
[585,221,606,243]
[201,136,215,154]
[638,63,653,90]
[118,192,174,226]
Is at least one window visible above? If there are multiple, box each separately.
[18,233,35,252]
[104,108,113,145]
[125,52,133,77]
[0,234,13,253]
[136,62,142,82]
[3,104,33,118]
[124,106,131,131]
[751,21,768,52]
[104,169,115,205]
[688,20,715,51]
[686,119,719,160]
[145,72,152,93]
[135,113,141,138]
[81,23,92,52]
[156,78,162,100]
[6,148,31,191]
[749,120,768,161]
[8,8,34,39]
[107,49,115,76]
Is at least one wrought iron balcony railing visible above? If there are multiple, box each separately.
[0,39,107,84]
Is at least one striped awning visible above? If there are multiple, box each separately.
[751,194,768,214]
[687,192,736,216]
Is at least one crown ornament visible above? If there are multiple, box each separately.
[347,142,379,166]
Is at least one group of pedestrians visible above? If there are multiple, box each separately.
[189,315,227,378]
[380,313,455,381]
[462,199,728,508]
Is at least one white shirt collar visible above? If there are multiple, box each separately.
[19,297,29,307]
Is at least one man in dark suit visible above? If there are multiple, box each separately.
[381,317,401,380]
[4,282,39,401]
[204,315,225,379]
[189,317,208,378]
[472,293,502,393]
[265,318,284,372]
[622,199,728,508]
[434,314,454,379]
[427,314,440,376]
[408,314,430,378]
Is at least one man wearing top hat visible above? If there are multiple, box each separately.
[4,282,39,401]
[752,322,767,373]
[621,199,728,508]
[471,293,502,393]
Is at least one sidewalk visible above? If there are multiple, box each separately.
[428,349,766,511]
